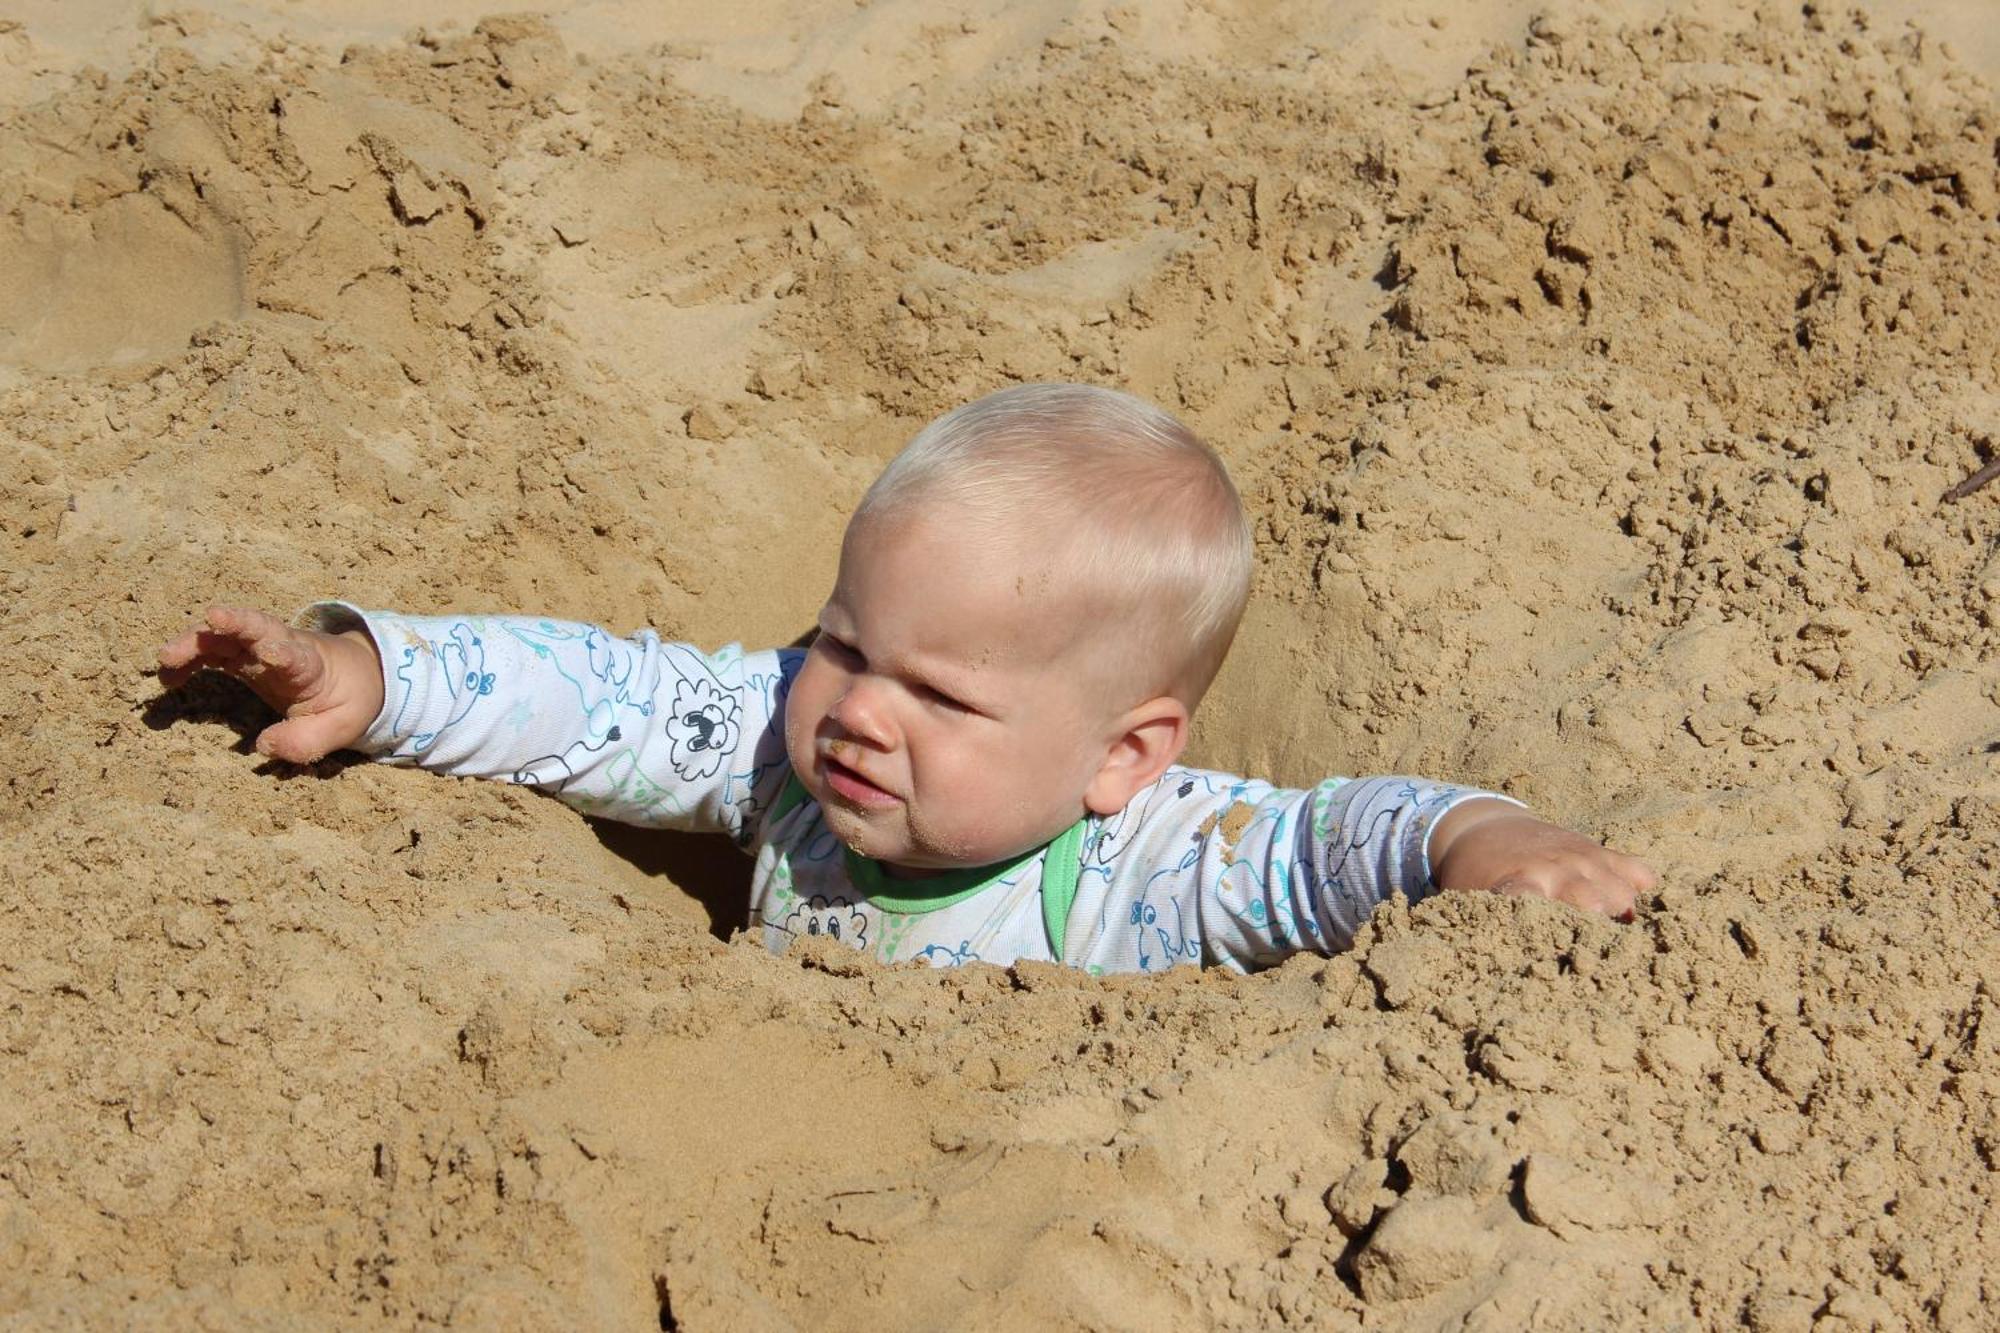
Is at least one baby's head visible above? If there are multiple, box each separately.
[784,383,1252,874]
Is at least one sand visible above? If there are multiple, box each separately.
[2,0,1998,1326]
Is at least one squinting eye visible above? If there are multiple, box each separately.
[920,685,973,714]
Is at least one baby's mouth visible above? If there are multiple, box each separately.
[821,754,901,808]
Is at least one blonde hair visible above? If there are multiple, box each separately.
[852,383,1252,704]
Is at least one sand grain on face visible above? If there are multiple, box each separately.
[2,0,1997,1327]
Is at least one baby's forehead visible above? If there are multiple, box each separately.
[852,501,1083,593]
[839,496,1168,709]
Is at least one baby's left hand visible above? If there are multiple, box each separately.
[1429,799,1656,920]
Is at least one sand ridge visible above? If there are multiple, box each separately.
[2,1,1998,1327]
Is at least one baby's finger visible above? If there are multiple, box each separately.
[1488,861,1641,921]
[157,627,252,688]
[1614,852,1660,894]
[157,630,208,684]
[1488,874,1557,903]
[194,628,256,662]
[1590,871,1641,921]
[158,624,244,668]
[250,633,322,688]
[157,660,205,690]
[160,605,276,667]
[204,604,292,646]
[1558,848,1647,915]
[255,712,345,764]
[1555,863,1633,915]
[158,624,203,668]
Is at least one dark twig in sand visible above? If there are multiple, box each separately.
[1943,456,2000,502]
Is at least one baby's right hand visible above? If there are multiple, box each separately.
[156,605,385,762]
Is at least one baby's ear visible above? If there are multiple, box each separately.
[1084,696,1190,816]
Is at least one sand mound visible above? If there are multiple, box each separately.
[2,2,1996,1327]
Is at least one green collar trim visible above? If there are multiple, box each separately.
[770,774,1088,960]
[846,843,1035,912]
[1038,819,1085,963]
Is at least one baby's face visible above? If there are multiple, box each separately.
[784,509,1117,873]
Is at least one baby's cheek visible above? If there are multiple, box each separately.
[783,681,823,773]
[910,765,1002,862]
[908,809,979,864]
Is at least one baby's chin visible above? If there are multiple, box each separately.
[817,800,918,864]
[817,801,878,855]
[819,802,991,873]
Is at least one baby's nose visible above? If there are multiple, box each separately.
[829,679,894,747]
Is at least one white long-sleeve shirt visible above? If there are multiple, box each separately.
[307,604,1508,974]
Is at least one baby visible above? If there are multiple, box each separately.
[157,384,1654,973]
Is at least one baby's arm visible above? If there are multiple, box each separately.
[1197,775,1502,964]
[1085,770,1654,972]
[157,603,797,839]
[1082,772,1500,970]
